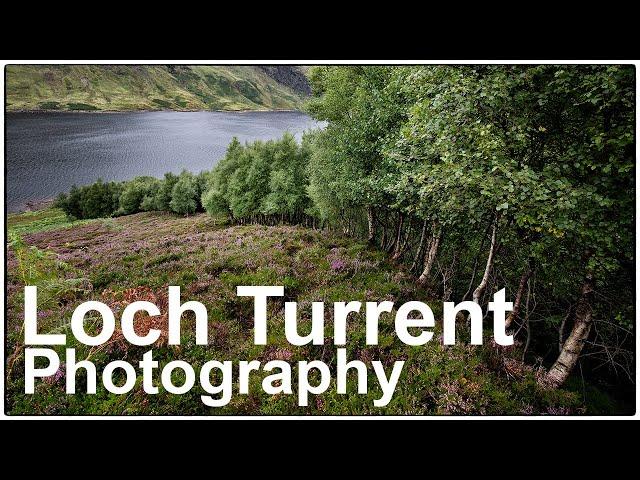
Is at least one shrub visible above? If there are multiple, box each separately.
[81,180,121,218]
[117,177,159,215]
[152,172,179,211]
[170,171,198,215]
[152,98,172,109]
[54,180,121,219]
[202,188,228,216]
[38,101,61,110]
[66,103,98,111]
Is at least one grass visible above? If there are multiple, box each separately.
[5,208,615,415]
[7,207,99,236]
[6,65,306,112]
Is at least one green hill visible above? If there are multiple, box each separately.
[5,65,308,112]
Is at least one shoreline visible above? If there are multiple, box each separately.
[6,108,317,215]
[6,108,304,114]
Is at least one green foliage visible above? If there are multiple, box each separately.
[117,177,159,215]
[201,133,313,222]
[305,67,411,229]
[305,64,635,394]
[54,169,206,220]
[170,171,199,215]
[261,133,309,216]
[202,137,242,217]
[202,188,230,217]
[55,179,122,219]
[154,172,179,211]
[392,65,634,276]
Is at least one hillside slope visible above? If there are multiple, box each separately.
[5,208,612,415]
[5,65,309,112]
[257,66,312,95]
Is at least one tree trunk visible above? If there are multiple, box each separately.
[417,224,441,285]
[472,219,498,304]
[543,275,594,388]
[505,261,533,329]
[385,229,395,251]
[521,279,532,361]
[367,206,375,244]
[385,214,397,252]
[558,305,574,353]
[461,234,488,301]
[393,220,412,262]
[399,222,412,255]
[391,213,404,259]
[410,219,429,272]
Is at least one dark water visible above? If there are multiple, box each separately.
[6,111,322,213]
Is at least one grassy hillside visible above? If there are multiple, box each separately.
[5,65,307,112]
[6,208,616,415]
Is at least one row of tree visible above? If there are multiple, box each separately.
[301,65,634,390]
[201,134,315,225]
[56,134,315,226]
[55,170,209,218]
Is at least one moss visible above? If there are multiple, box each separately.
[151,98,172,109]
[66,102,99,111]
[38,101,61,110]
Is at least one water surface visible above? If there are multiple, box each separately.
[6,111,321,212]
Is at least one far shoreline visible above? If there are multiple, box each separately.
[5,108,305,114]
[8,198,56,215]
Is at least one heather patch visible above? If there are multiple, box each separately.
[5,209,598,415]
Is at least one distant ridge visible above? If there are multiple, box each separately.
[6,65,311,112]
[257,66,312,96]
